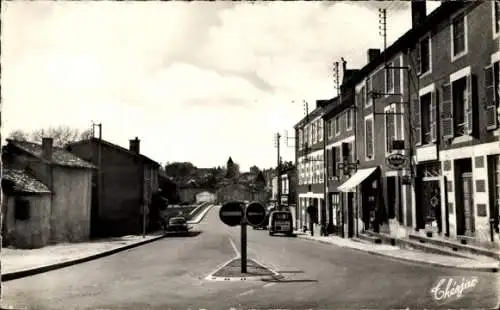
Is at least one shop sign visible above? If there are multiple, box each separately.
[385,153,408,170]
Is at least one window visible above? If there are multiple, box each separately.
[327,120,332,138]
[493,0,500,37]
[385,105,398,153]
[385,62,394,93]
[318,120,323,142]
[418,36,431,75]
[298,129,303,150]
[365,115,374,160]
[330,119,335,137]
[14,197,30,221]
[308,124,312,146]
[485,62,500,130]
[451,13,467,58]
[312,123,317,144]
[366,78,373,107]
[452,76,470,136]
[345,109,353,130]
[419,92,437,145]
[335,115,341,136]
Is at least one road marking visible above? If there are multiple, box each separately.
[263,283,275,288]
[229,237,240,257]
[238,289,255,296]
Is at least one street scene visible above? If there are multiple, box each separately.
[1,0,500,309]
[2,205,499,309]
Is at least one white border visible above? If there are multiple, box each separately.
[419,35,433,78]
[419,83,436,97]
[493,0,500,40]
[450,11,468,63]
[449,65,471,83]
[492,50,500,64]
[326,135,355,149]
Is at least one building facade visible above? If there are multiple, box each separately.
[334,1,500,249]
[67,137,160,237]
[295,105,325,231]
[2,138,95,247]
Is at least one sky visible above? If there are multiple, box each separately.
[2,0,441,171]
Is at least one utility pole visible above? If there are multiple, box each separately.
[274,132,282,208]
[92,122,103,237]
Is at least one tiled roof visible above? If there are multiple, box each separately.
[7,139,96,169]
[2,169,51,194]
[67,138,160,167]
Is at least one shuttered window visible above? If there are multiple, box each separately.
[365,117,374,159]
[327,148,333,177]
[385,106,396,153]
[331,147,337,177]
[440,83,453,139]
[485,64,498,130]
[430,91,438,142]
[335,147,342,178]
[465,74,474,135]
[416,41,422,74]
[414,98,422,146]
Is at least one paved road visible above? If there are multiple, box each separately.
[2,206,499,309]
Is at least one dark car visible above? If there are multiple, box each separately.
[166,217,191,233]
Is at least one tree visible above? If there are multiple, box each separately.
[164,162,197,181]
[249,165,260,175]
[8,125,92,147]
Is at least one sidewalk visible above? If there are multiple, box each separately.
[1,205,215,281]
[187,204,214,224]
[1,233,166,281]
[294,231,500,272]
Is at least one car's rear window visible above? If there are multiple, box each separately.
[274,212,291,220]
[170,218,186,224]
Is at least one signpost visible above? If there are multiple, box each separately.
[220,200,267,274]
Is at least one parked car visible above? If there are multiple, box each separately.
[165,217,191,233]
[268,210,293,237]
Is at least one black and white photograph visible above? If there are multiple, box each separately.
[1,0,499,309]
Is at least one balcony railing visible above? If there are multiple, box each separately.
[455,122,467,137]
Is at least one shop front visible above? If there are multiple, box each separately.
[338,167,379,235]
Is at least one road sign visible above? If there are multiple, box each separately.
[244,201,267,227]
[219,201,245,226]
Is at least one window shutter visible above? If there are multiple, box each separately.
[366,118,374,158]
[465,74,474,135]
[414,98,422,146]
[416,42,422,74]
[331,147,337,177]
[485,65,497,130]
[430,91,438,142]
[440,83,454,139]
[327,149,333,177]
[335,146,342,177]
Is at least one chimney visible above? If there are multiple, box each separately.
[129,137,140,154]
[411,0,427,29]
[42,137,53,161]
[367,49,381,63]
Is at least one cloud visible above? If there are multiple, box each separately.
[2,1,436,170]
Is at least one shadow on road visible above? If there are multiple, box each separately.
[275,270,305,274]
[163,231,203,238]
[262,278,318,283]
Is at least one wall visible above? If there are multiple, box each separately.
[50,166,92,243]
[217,183,254,203]
[3,194,51,249]
[69,141,143,236]
[196,191,216,203]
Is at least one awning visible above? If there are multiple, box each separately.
[337,167,378,192]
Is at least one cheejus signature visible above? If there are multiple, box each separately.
[430,276,479,303]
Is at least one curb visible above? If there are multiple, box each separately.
[296,235,499,273]
[1,234,169,282]
[187,204,214,224]
[204,256,282,282]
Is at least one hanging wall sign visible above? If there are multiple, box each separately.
[385,153,408,170]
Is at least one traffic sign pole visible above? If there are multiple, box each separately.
[241,218,247,273]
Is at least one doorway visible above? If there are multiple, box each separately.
[347,192,355,237]
[454,159,474,237]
